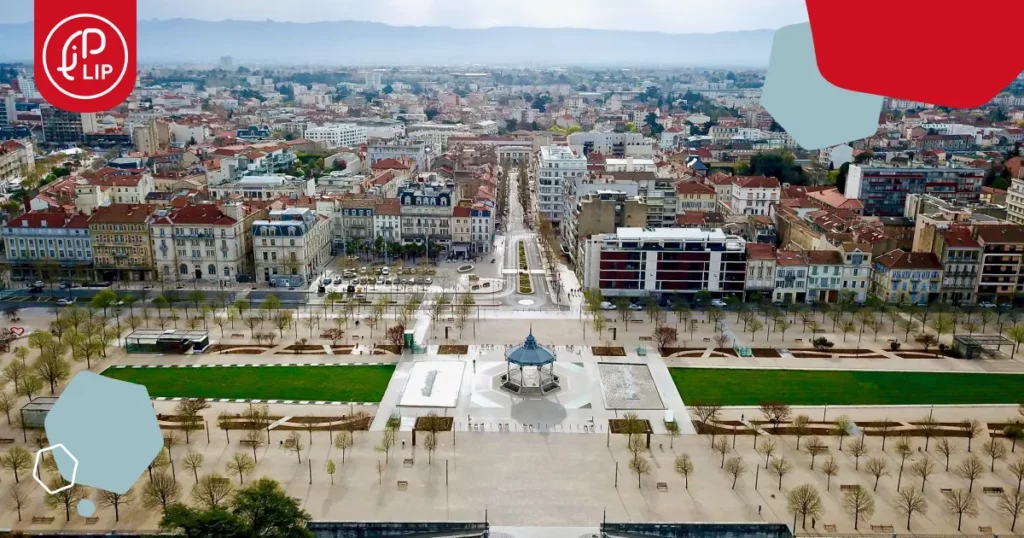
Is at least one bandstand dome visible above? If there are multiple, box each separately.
[507,332,555,366]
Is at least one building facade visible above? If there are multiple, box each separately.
[398,181,455,251]
[772,250,809,304]
[304,124,368,149]
[845,164,984,217]
[872,249,943,304]
[1,213,92,281]
[729,176,781,217]
[538,145,587,226]
[149,202,261,285]
[973,224,1024,304]
[581,228,747,299]
[252,207,332,286]
[88,204,154,281]
[40,105,83,144]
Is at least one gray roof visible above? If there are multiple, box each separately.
[507,332,555,366]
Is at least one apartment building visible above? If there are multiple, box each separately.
[373,199,402,244]
[563,191,647,270]
[805,250,845,304]
[872,249,944,304]
[149,202,262,285]
[744,243,776,295]
[304,123,368,149]
[1005,176,1024,225]
[398,180,456,249]
[772,250,809,304]
[845,164,984,217]
[974,224,1024,304]
[1,212,92,281]
[581,228,747,299]
[839,243,873,303]
[932,227,982,304]
[208,175,315,200]
[0,140,33,184]
[567,131,651,157]
[40,105,84,144]
[675,180,718,213]
[253,207,332,286]
[88,204,154,282]
[538,145,587,226]
[368,140,431,172]
[729,176,781,217]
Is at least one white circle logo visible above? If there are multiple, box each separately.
[42,13,129,101]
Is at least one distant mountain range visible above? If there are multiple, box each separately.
[0,19,774,67]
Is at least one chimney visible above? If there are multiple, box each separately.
[222,201,244,222]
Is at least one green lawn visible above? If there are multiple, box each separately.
[670,367,1024,406]
[102,365,396,403]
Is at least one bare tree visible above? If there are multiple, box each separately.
[918,413,939,451]
[759,402,792,432]
[958,455,984,492]
[937,438,956,472]
[876,418,895,451]
[191,473,234,509]
[831,415,851,450]
[142,472,181,512]
[911,457,937,492]
[787,483,824,529]
[960,419,982,452]
[629,453,651,488]
[287,431,305,463]
[757,437,778,469]
[806,436,827,470]
[226,452,255,485]
[375,428,396,464]
[724,456,744,489]
[866,457,889,491]
[692,403,722,444]
[174,398,210,444]
[983,438,1008,472]
[181,449,205,483]
[334,431,354,464]
[1009,458,1024,493]
[675,454,694,489]
[895,486,928,531]
[843,485,875,531]
[243,430,265,464]
[1000,489,1024,532]
[945,489,979,531]
[0,446,32,483]
[713,437,731,468]
[848,437,867,470]
[769,456,793,491]
[822,457,839,491]
[98,488,133,522]
[7,486,29,522]
[896,437,914,489]
[792,414,811,449]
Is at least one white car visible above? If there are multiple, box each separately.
[382,266,390,276]
[710,299,728,308]
[57,297,76,306]
[599,301,616,310]
[628,303,644,311]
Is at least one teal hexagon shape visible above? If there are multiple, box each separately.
[761,23,884,150]
[45,372,162,494]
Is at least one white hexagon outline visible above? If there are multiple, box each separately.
[33,444,79,494]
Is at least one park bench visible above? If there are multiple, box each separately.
[397,480,408,490]
[979,526,993,533]
[823,524,837,532]
[983,486,1004,495]
[32,516,55,524]
[211,476,230,486]
[231,334,245,338]
[941,488,953,494]
[702,338,711,343]
[239,439,258,447]
[839,484,858,491]
[793,338,802,343]
[86,517,99,525]
[871,525,894,532]
[0,437,15,444]
[813,329,826,334]
[639,336,652,342]
[403,458,414,467]
[656,482,668,492]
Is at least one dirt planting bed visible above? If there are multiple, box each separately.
[206,344,275,353]
[592,346,626,357]
[414,416,454,432]
[750,348,782,358]
[285,344,327,351]
[438,345,469,355]
[608,418,654,434]
[375,345,402,354]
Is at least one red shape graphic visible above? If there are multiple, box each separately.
[34,0,137,113]
[10,327,25,337]
[805,0,1024,109]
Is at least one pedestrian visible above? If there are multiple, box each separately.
[758,505,762,515]
[811,518,815,528]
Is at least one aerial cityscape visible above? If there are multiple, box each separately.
[2,2,1024,538]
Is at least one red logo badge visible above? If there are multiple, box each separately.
[34,0,136,113]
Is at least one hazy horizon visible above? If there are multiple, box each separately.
[0,0,808,34]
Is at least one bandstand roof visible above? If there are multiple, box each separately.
[507,332,555,366]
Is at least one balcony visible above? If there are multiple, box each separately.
[177,231,214,239]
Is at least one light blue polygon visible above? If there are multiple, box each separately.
[77,499,96,517]
[45,372,163,494]
[760,23,884,151]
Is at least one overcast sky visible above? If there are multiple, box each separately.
[2,0,808,33]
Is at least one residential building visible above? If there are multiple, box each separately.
[872,249,943,304]
[744,243,776,296]
[1005,176,1024,224]
[471,204,493,255]
[88,204,154,282]
[772,250,809,304]
[845,164,984,217]
[675,180,718,213]
[253,207,332,286]
[452,206,472,254]
[604,158,656,173]
[538,145,587,226]
[209,175,315,200]
[805,250,844,304]
[1,212,92,281]
[839,243,872,303]
[149,202,262,285]
[932,227,982,305]
[398,180,456,251]
[373,199,402,244]
[40,105,84,144]
[974,224,1024,304]
[304,123,368,149]
[580,228,747,299]
[332,196,376,251]
[567,131,652,157]
[806,188,864,216]
[729,176,781,217]
[0,140,34,184]
[73,171,156,215]
[563,191,647,271]
[0,94,17,126]
[368,140,431,172]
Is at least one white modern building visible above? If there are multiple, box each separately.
[538,146,587,226]
[581,228,747,299]
[567,131,652,157]
[304,123,368,149]
[604,158,656,173]
[209,175,315,200]
[729,176,781,217]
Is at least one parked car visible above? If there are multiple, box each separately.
[600,301,616,310]
[28,286,43,293]
[710,299,728,308]
[425,278,433,285]
[376,276,385,285]
[322,278,332,285]
[382,266,390,276]
[33,280,44,288]
[57,297,76,306]
[978,301,997,308]
[628,303,644,311]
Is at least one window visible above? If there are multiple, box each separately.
[208,264,216,276]
[179,264,188,275]
[224,267,231,276]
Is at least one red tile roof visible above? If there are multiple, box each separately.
[452,206,472,218]
[975,224,1024,244]
[805,250,844,265]
[6,212,88,229]
[776,250,808,266]
[675,180,715,195]
[746,243,775,260]
[942,228,980,249]
[875,249,943,270]
[734,176,781,189]
[149,204,237,226]
[676,212,707,226]
[88,204,152,224]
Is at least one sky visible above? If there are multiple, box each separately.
[1,0,809,33]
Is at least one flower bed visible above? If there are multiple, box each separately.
[592,346,626,357]
[438,345,469,355]
[518,273,533,294]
